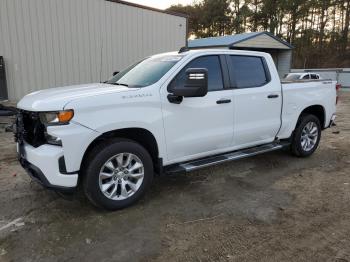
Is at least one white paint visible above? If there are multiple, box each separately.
[232,53,282,147]
[278,80,337,138]
[16,49,337,188]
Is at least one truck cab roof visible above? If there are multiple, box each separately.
[166,48,271,57]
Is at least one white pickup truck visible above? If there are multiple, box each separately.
[14,49,337,210]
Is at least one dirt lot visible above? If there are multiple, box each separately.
[0,90,349,262]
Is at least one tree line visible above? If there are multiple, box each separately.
[167,0,350,68]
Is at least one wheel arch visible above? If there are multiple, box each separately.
[297,104,326,129]
[81,128,161,173]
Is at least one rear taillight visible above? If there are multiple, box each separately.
[336,83,341,105]
[336,83,341,91]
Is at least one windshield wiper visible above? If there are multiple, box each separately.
[105,82,143,88]
[115,82,129,87]
[105,82,129,87]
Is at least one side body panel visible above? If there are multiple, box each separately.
[34,50,336,172]
[159,52,235,163]
[47,122,101,173]
[160,50,282,165]
[278,80,337,139]
[63,84,167,167]
[160,91,235,162]
[229,54,282,148]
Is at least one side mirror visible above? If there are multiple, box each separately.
[113,71,119,76]
[172,68,208,98]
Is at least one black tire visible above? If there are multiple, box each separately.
[290,114,321,157]
[82,138,154,210]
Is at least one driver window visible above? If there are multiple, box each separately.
[169,56,224,92]
[302,74,310,80]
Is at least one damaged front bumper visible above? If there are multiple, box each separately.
[18,142,78,191]
[13,110,80,191]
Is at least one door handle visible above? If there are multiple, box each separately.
[267,94,279,99]
[216,99,231,104]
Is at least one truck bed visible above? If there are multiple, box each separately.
[277,79,337,139]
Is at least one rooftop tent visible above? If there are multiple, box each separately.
[188,32,293,78]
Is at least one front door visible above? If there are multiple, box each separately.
[161,55,234,163]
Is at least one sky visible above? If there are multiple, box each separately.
[125,0,195,10]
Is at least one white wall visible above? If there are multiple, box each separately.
[0,0,187,100]
[277,50,292,78]
[234,34,290,50]
[338,70,350,87]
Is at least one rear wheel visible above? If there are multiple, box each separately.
[83,138,153,210]
[291,114,321,157]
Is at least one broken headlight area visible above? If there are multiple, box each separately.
[44,132,62,146]
[15,111,65,147]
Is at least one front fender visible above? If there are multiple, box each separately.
[64,88,167,161]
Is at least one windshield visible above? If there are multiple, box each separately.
[106,55,184,87]
[284,74,302,81]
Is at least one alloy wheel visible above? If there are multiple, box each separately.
[300,121,319,152]
[98,153,144,200]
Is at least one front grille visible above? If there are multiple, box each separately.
[19,111,46,147]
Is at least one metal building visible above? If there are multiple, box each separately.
[188,32,293,78]
[0,0,188,101]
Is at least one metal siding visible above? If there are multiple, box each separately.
[277,50,292,78]
[338,72,350,88]
[0,0,187,101]
[188,32,261,48]
[234,34,290,49]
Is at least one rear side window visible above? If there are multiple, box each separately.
[311,74,318,79]
[229,56,269,88]
[170,56,224,92]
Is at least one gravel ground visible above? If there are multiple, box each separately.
[0,90,349,262]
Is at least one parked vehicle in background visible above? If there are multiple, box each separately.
[284,73,322,80]
[14,49,337,210]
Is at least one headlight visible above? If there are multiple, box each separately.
[39,110,74,125]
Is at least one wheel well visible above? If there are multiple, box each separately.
[299,105,325,129]
[81,128,160,172]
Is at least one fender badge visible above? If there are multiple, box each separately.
[122,94,152,99]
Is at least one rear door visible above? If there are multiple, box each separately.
[227,54,282,148]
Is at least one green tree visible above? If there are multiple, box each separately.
[166,0,350,67]
[166,4,202,36]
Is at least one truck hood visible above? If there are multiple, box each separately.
[17,83,133,111]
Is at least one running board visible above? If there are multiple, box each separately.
[165,142,289,174]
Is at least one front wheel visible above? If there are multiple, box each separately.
[83,138,154,210]
[291,114,321,157]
